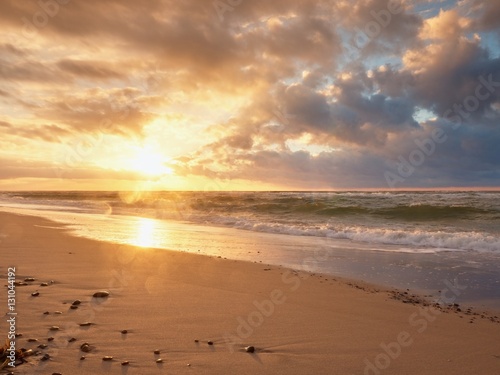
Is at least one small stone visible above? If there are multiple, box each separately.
[70,305,78,310]
[49,326,60,331]
[93,291,110,298]
[207,341,214,346]
[68,338,77,343]
[38,344,48,349]
[80,356,86,360]
[79,322,92,327]
[43,311,50,315]
[40,282,49,287]
[14,281,28,286]
[72,300,81,306]
[48,337,54,342]
[23,349,34,356]
[156,358,163,363]
[25,277,36,282]
[121,330,128,334]
[121,361,130,366]
[52,373,62,375]
[194,339,199,343]
[54,311,63,314]
[245,346,255,353]
[28,338,38,342]
[80,343,91,352]
[31,292,40,297]
[154,349,160,354]
[41,353,50,361]
[187,363,191,366]
[102,356,113,361]
[15,333,23,337]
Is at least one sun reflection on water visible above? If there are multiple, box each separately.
[133,218,157,248]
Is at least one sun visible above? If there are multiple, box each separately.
[130,148,173,176]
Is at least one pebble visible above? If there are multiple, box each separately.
[15,333,23,337]
[49,326,60,331]
[28,338,38,342]
[72,300,81,306]
[55,311,62,314]
[80,356,86,360]
[121,330,128,334]
[194,339,199,343]
[79,322,92,327]
[245,346,255,353]
[38,344,48,349]
[121,361,130,366]
[93,291,110,298]
[207,341,214,346]
[154,349,161,354]
[48,337,54,342]
[80,343,91,352]
[52,373,62,375]
[68,338,77,343]
[25,277,36,282]
[40,282,49,287]
[70,305,78,310]
[43,311,50,315]
[14,281,28,286]
[31,292,40,297]
[156,358,163,363]
[102,356,113,361]
[41,353,50,361]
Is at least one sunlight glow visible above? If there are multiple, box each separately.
[130,148,173,176]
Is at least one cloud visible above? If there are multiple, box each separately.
[0,0,499,189]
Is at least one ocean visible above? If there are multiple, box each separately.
[1,191,499,307]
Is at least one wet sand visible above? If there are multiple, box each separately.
[1,212,499,374]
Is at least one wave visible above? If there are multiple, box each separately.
[375,204,490,220]
[1,191,499,253]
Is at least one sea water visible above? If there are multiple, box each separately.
[1,191,499,308]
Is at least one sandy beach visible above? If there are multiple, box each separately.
[1,211,499,375]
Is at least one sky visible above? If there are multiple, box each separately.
[0,0,499,191]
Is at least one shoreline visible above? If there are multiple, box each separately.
[2,206,500,310]
[1,212,500,374]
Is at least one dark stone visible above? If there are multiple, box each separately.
[72,300,81,306]
[102,356,113,361]
[31,292,40,297]
[207,341,214,345]
[154,349,160,354]
[245,346,255,353]
[121,361,130,366]
[92,291,110,298]
[41,353,50,361]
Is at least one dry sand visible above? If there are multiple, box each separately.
[1,212,499,375]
